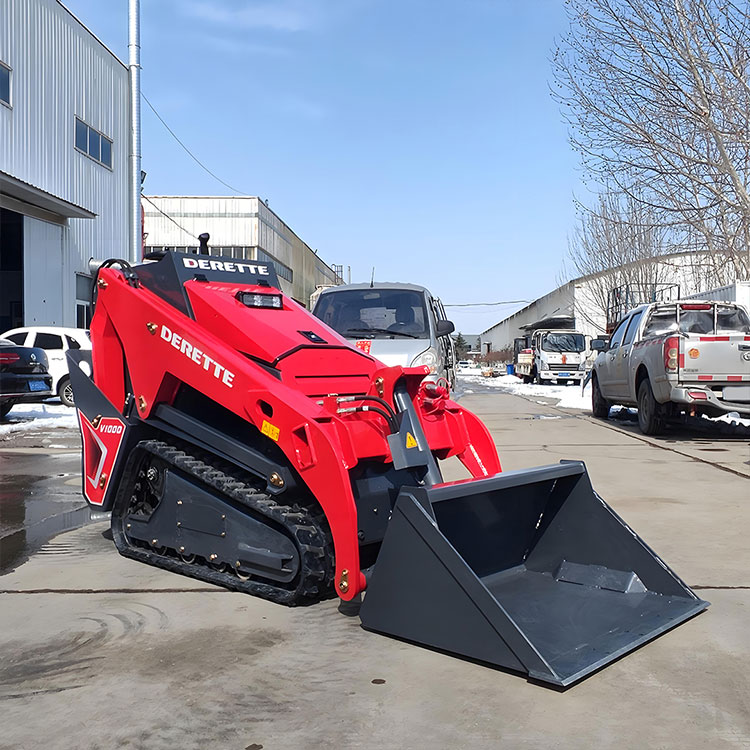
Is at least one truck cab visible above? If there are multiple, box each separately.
[514,329,589,384]
[312,282,457,388]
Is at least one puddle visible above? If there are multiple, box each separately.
[0,505,95,574]
[0,468,93,574]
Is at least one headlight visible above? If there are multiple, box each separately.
[411,348,438,372]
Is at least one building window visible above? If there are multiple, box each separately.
[75,117,113,168]
[0,61,10,107]
[75,273,93,328]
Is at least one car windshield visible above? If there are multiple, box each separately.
[314,288,429,338]
[541,333,585,352]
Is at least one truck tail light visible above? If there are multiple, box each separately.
[688,391,708,400]
[663,336,679,373]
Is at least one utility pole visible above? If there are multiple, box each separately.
[128,0,142,264]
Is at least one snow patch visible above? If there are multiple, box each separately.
[0,403,78,438]
[705,411,750,428]
[457,373,591,411]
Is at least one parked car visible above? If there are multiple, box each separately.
[0,338,53,418]
[591,300,750,434]
[312,283,457,388]
[0,327,91,407]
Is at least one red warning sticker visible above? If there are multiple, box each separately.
[355,340,372,354]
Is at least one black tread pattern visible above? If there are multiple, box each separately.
[111,439,334,606]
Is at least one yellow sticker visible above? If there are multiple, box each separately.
[405,432,418,449]
[261,420,280,442]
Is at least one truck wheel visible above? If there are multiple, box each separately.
[58,376,75,408]
[0,400,14,419]
[637,379,666,435]
[591,376,610,419]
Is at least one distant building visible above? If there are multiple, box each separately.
[480,252,734,354]
[0,0,129,330]
[143,196,341,306]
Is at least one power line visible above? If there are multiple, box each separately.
[142,194,195,242]
[142,92,249,196]
[444,300,530,307]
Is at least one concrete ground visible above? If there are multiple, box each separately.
[1,391,749,749]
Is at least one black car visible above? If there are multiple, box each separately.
[0,337,53,418]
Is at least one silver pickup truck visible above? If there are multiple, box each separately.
[591,300,750,434]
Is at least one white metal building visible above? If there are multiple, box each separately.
[143,196,341,306]
[480,252,736,354]
[0,0,130,330]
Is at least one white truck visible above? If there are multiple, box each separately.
[513,329,589,385]
[591,300,750,434]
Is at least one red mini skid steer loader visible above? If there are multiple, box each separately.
[68,252,707,687]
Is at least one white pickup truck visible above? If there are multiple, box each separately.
[591,301,750,434]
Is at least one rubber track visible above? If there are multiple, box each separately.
[111,439,334,606]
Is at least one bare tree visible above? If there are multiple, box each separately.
[569,190,678,329]
[553,0,750,279]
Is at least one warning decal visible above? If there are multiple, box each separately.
[261,420,280,442]
[355,340,372,354]
[405,432,418,449]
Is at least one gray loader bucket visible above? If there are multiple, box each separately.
[360,461,708,687]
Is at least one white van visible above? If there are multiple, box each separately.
[1,326,91,406]
[312,283,456,388]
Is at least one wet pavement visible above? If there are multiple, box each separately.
[0,416,87,574]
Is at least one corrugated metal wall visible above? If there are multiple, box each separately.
[0,0,129,325]
[143,196,261,247]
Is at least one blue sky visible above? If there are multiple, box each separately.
[63,0,585,334]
